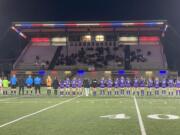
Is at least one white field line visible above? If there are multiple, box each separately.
[0,97,19,102]
[133,96,147,135]
[0,96,79,128]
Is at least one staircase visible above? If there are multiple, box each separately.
[48,46,62,70]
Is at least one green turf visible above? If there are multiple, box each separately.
[0,89,180,135]
[137,98,180,135]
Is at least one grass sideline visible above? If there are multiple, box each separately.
[0,95,180,135]
[0,87,179,96]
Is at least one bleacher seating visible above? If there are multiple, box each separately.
[130,45,167,70]
[15,45,57,70]
[54,42,125,70]
[13,42,168,72]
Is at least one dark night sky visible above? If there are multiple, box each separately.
[0,0,180,34]
[0,0,179,71]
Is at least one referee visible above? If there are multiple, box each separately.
[52,77,59,95]
[83,79,91,96]
[18,76,25,95]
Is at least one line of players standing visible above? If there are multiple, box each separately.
[0,75,41,95]
[0,75,180,96]
[45,76,180,96]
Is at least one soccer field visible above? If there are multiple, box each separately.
[0,96,180,135]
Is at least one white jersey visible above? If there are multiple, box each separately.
[0,79,2,87]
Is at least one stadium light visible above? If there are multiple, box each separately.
[159,70,167,75]
[38,70,46,76]
[51,37,68,46]
[118,70,125,75]
[145,71,153,75]
[31,38,50,43]
[77,70,85,76]
[95,35,105,42]
[105,71,112,74]
[25,71,32,75]
[64,71,71,75]
[139,36,160,42]
[77,23,99,26]
[119,37,138,42]
[82,35,92,42]
[51,37,67,42]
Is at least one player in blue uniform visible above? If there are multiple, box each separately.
[168,78,174,96]
[161,78,167,96]
[71,78,77,96]
[59,80,65,96]
[147,77,153,96]
[119,76,125,96]
[34,76,42,95]
[125,77,131,95]
[100,77,106,96]
[176,77,180,96]
[140,77,145,96]
[114,78,119,95]
[10,74,17,95]
[133,77,139,95]
[25,75,33,95]
[107,78,113,96]
[65,78,71,96]
[77,78,83,96]
[155,77,160,96]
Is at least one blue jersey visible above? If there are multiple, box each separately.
[148,79,153,88]
[25,77,33,86]
[107,79,113,88]
[77,79,83,88]
[134,79,139,87]
[140,79,145,87]
[176,80,180,88]
[10,77,17,85]
[126,79,131,87]
[155,80,160,88]
[100,80,106,88]
[168,79,174,87]
[65,79,70,88]
[71,80,77,88]
[162,79,167,88]
[34,77,41,85]
[59,80,65,88]
[119,79,125,87]
[114,79,119,88]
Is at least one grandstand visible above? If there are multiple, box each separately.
[10,20,172,78]
[1,20,180,135]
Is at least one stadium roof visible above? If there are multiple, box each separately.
[11,20,168,39]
